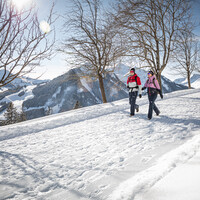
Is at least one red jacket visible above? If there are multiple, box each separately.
[127,74,141,85]
[127,74,142,94]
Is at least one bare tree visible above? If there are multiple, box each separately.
[61,0,127,103]
[197,59,200,73]
[195,39,200,74]
[0,0,56,88]
[172,22,199,88]
[113,0,192,91]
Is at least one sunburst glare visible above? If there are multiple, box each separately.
[11,0,32,10]
[39,21,51,34]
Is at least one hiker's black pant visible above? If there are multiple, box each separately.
[148,92,160,119]
[129,91,139,115]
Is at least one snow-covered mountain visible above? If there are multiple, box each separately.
[0,70,48,91]
[0,65,188,121]
[0,69,49,113]
[0,71,49,120]
[22,67,128,120]
[0,88,200,200]
[174,74,200,89]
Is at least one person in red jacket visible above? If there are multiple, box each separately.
[127,68,142,116]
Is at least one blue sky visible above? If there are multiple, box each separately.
[29,0,200,80]
[29,0,114,80]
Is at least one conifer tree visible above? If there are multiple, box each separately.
[46,107,53,115]
[73,101,80,109]
[18,110,27,122]
[3,102,18,125]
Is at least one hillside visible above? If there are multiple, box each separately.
[0,70,48,91]
[0,88,200,200]
[174,74,200,89]
[22,68,128,120]
[0,65,187,121]
[0,67,127,120]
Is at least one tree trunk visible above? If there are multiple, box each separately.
[187,69,191,89]
[98,73,107,103]
[156,73,162,93]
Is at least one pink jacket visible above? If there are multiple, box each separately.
[144,75,160,90]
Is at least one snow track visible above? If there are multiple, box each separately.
[109,131,200,200]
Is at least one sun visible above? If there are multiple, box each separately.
[12,0,32,10]
[39,21,51,34]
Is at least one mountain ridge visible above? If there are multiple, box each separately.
[0,65,188,121]
[174,74,200,88]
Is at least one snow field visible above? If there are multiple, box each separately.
[0,88,198,141]
[0,88,200,200]
[109,130,200,200]
[0,85,36,118]
[134,140,200,200]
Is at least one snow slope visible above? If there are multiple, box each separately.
[174,74,200,89]
[0,67,128,120]
[134,146,200,200]
[0,88,200,200]
[0,85,36,118]
[0,69,48,89]
[0,65,187,121]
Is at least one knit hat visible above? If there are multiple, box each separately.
[130,68,135,73]
[148,70,154,75]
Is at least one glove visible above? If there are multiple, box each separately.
[139,94,142,98]
[142,87,146,90]
[127,86,130,89]
[157,89,163,99]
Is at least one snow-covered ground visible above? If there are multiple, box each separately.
[0,85,37,120]
[134,147,200,200]
[0,88,200,200]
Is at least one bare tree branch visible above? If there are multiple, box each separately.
[113,0,192,91]
[0,0,56,88]
[172,20,199,88]
[61,0,127,103]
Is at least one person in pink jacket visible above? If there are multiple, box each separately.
[142,71,163,120]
